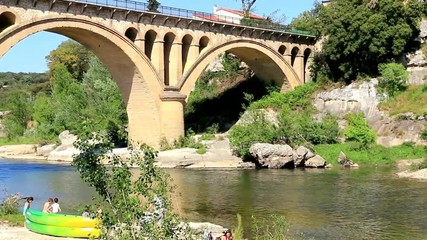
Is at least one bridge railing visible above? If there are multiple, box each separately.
[65,0,316,37]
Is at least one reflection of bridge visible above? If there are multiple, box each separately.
[0,0,316,147]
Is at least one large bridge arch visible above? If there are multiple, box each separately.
[0,15,166,147]
[179,39,303,98]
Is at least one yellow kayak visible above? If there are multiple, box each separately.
[25,209,100,238]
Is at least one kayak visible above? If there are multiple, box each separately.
[26,209,99,228]
[25,209,100,238]
[26,219,100,238]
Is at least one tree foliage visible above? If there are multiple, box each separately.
[72,133,190,239]
[344,113,376,147]
[289,2,323,34]
[315,0,424,82]
[46,40,92,81]
[377,63,409,98]
[147,0,160,12]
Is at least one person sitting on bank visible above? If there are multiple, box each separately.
[42,198,53,213]
[48,197,61,213]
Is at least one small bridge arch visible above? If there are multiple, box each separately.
[179,39,303,98]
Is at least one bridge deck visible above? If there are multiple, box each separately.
[62,0,316,38]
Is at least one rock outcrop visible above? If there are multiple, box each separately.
[47,131,80,161]
[338,151,359,168]
[406,19,427,85]
[313,79,427,146]
[249,143,325,168]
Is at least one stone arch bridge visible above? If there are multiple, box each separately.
[0,0,317,147]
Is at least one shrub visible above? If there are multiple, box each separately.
[228,111,278,159]
[343,113,376,147]
[377,63,409,98]
[73,133,192,239]
[0,191,22,215]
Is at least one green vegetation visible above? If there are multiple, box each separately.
[1,40,127,145]
[72,133,192,239]
[315,143,427,166]
[304,0,425,82]
[343,113,376,148]
[229,83,340,160]
[251,215,295,240]
[289,2,323,35]
[409,159,427,171]
[0,192,24,227]
[377,63,409,98]
[379,84,427,115]
[184,53,275,133]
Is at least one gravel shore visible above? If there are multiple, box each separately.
[0,224,74,240]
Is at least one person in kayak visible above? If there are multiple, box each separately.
[48,198,61,213]
[22,196,33,216]
[42,198,53,213]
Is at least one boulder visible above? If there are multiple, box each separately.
[36,144,57,157]
[305,155,326,168]
[338,151,359,168]
[249,143,295,168]
[58,130,77,147]
[295,146,315,167]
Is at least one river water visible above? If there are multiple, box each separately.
[1,158,427,239]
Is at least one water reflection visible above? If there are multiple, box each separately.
[1,158,427,239]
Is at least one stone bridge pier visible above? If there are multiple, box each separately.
[0,0,316,148]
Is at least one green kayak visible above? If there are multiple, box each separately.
[26,219,100,238]
[26,209,99,228]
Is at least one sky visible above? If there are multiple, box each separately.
[0,0,316,73]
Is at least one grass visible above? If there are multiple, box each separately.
[379,85,427,116]
[0,213,24,227]
[314,143,427,166]
[0,136,56,146]
[409,159,427,171]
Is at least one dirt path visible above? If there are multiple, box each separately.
[0,224,74,240]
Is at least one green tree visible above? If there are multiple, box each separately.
[317,0,423,82]
[46,40,92,81]
[147,0,160,12]
[3,90,33,139]
[82,57,127,143]
[72,133,191,239]
[289,2,323,34]
[50,64,88,134]
[377,63,409,98]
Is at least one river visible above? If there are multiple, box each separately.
[1,158,427,239]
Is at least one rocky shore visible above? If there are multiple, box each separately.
[0,222,227,240]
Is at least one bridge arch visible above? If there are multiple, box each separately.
[0,16,165,146]
[179,39,302,98]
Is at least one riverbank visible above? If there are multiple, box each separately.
[0,139,250,169]
[0,222,227,240]
[396,159,427,180]
[0,224,75,240]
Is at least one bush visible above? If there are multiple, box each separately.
[0,191,22,215]
[228,111,278,159]
[73,133,192,239]
[377,63,409,98]
[343,113,376,147]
